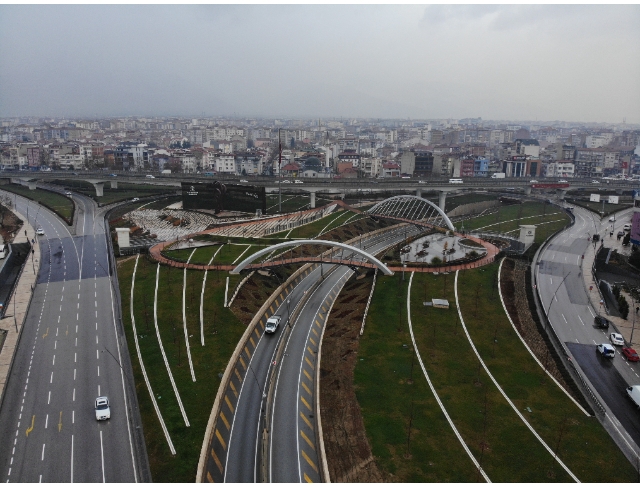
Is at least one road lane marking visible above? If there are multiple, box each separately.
[215,429,227,451]
[42,328,48,339]
[305,356,314,370]
[303,369,312,381]
[311,328,319,337]
[73,388,75,401]
[98,366,100,377]
[300,412,314,430]
[309,337,316,346]
[52,355,55,365]
[239,356,246,370]
[300,450,318,473]
[100,430,105,482]
[48,391,51,404]
[50,372,53,383]
[220,412,230,430]
[71,435,74,482]
[41,444,45,461]
[300,395,312,411]
[301,381,312,396]
[211,448,224,473]
[561,313,567,323]
[45,414,48,429]
[229,381,238,398]
[300,430,315,450]
[58,412,62,432]
[224,395,235,414]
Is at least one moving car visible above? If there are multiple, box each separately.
[36,227,44,235]
[281,180,291,184]
[610,333,625,346]
[609,216,616,222]
[530,179,538,183]
[626,385,640,408]
[418,180,427,184]
[558,179,568,183]
[146,174,155,179]
[109,173,117,177]
[294,180,304,184]
[623,224,631,231]
[592,180,600,184]
[65,191,72,196]
[239,179,249,183]
[622,347,639,362]
[132,197,140,202]
[594,316,610,329]
[95,396,111,420]
[596,343,615,358]
[265,315,281,334]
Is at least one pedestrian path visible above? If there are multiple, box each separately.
[0,209,40,406]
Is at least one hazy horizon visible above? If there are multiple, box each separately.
[1,5,639,124]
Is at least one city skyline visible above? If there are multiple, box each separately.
[1,5,639,123]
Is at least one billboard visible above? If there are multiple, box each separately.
[631,212,640,246]
[608,195,619,204]
[182,182,266,214]
[590,193,600,202]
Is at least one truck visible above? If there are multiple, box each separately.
[491,172,506,179]
[627,385,640,408]
[161,169,171,175]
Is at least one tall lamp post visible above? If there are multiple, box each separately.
[278,129,282,213]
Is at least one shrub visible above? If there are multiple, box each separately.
[618,294,629,319]
[431,256,442,265]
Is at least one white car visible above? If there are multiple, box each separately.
[65,191,72,196]
[95,396,111,420]
[623,224,631,231]
[132,197,140,202]
[281,180,291,184]
[558,179,568,183]
[610,333,625,346]
[265,315,281,334]
[592,180,600,184]
[294,179,304,184]
[145,174,155,179]
[36,227,44,235]
[596,343,615,358]
[418,180,426,184]
[609,216,616,222]
[239,179,249,183]
[530,179,538,183]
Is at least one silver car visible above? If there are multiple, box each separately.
[95,396,111,420]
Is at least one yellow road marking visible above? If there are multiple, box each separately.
[303,369,312,381]
[220,411,230,430]
[215,429,227,451]
[300,411,314,430]
[300,395,312,411]
[311,328,319,337]
[66,325,69,336]
[307,346,314,356]
[229,381,238,398]
[244,346,251,359]
[315,320,320,327]
[259,322,265,331]
[259,319,264,327]
[239,357,246,370]
[224,395,235,414]
[321,306,326,312]
[275,298,279,307]
[25,415,35,436]
[305,357,314,370]
[58,411,62,432]
[300,430,315,450]
[269,305,274,313]
[234,369,242,382]
[309,337,316,346]
[301,450,318,472]
[42,328,48,339]
[211,447,224,472]
[253,328,260,339]
[318,313,324,320]
[304,472,313,483]
[301,381,312,396]
[249,336,256,348]
[206,471,214,482]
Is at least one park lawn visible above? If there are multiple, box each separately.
[444,192,498,213]
[165,243,257,266]
[119,256,246,482]
[455,263,638,482]
[354,273,481,482]
[266,194,311,213]
[407,271,573,482]
[566,198,631,216]
[1,183,74,221]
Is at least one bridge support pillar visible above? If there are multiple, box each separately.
[27,181,37,190]
[556,189,567,200]
[310,191,316,208]
[438,190,448,211]
[524,186,532,195]
[416,188,421,198]
[91,182,105,197]
[110,180,118,189]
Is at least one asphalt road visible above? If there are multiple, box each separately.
[536,204,640,452]
[223,224,419,482]
[0,190,138,482]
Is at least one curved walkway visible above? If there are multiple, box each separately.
[129,256,176,454]
[407,272,491,482]
[182,249,197,382]
[454,270,580,482]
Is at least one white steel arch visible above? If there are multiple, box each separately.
[230,239,394,275]
[367,195,455,231]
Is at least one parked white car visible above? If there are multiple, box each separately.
[610,333,625,346]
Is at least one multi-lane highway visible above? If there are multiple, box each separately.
[0,189,142,482]
[536,204,640,453]
[223,223,419,482]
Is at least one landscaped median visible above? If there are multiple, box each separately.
[0,183,74,224]
[352,265,637,482]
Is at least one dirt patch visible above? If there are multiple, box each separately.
[0,204,22,244]
[320,271,384,482]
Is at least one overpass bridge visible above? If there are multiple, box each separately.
[1,171,636,208]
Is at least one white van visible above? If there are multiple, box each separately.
[627,385,640,408]
[449,178,463,184]
[0,244,7,259]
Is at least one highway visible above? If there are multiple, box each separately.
[224,223,419,482]
[536,204,640,452]
[0,189,141,482]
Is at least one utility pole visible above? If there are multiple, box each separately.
[278,129,282,213]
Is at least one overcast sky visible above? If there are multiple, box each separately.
[1,4,639,123]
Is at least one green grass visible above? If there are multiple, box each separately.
[565,198,631,217]
[268,210,359,239]
[165,243,260,265]
[51,179,175,205]
[1,183,74,221]
[455,263,637,482]
[445,192,499,213]
[457,201,571,243]
[355,266,638,481]
[119,256,246,482]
